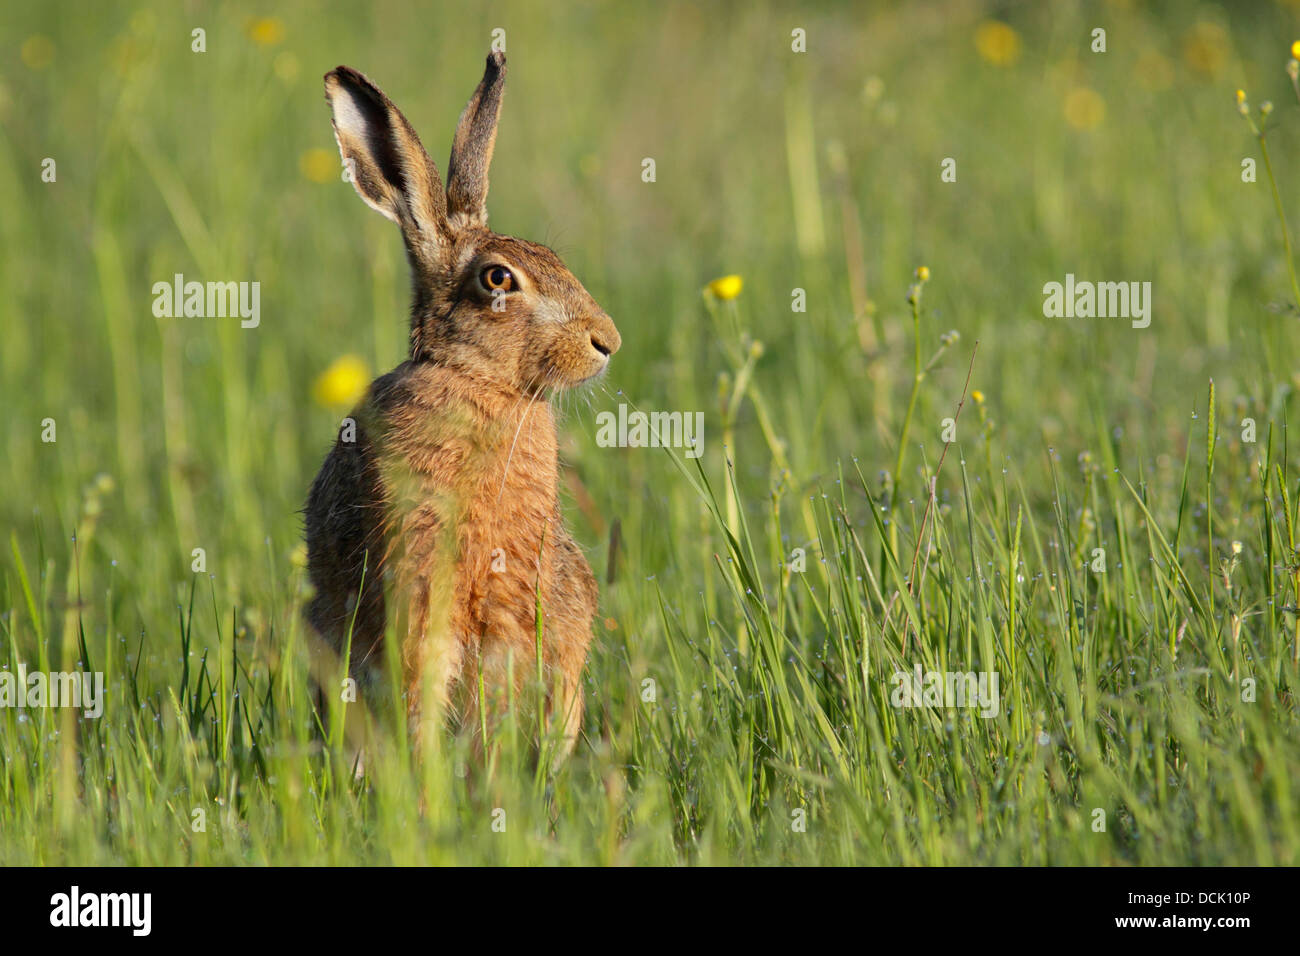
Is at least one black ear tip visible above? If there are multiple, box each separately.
[487,50,506,70]
[325,65,362,89]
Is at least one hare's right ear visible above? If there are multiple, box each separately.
[446,51,506,229]
[324,66,449,254]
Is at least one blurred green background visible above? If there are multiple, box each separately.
[2,1,1300,864]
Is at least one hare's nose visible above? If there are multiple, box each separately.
[589,316,621,357]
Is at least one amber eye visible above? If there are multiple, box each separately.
[480,265,516,293]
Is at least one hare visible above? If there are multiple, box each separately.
[304,52,620,757]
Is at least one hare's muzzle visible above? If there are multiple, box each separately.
[588,314,621,360]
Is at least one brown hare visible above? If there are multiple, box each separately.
[305,51,620,758]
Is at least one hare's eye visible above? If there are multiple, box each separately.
[480,265,516,292]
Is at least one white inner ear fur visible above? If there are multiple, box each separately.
[329,84,370,142]
[328,86,401,224]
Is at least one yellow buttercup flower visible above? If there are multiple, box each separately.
[21,36,54,70]
[1291,40,1300,60]
[248,17,285,47]
[274,52,301,83]
[972,390,985,404]
[1134,50,1173,91]
[1064,88,1106,130]
[300,148,338,184]
[975,21,1021,67]
[915,265,930,282]
[1182,22,1227,78]
[707,275,744,300]
[313,354,370,408]
[1236,89,1246,105]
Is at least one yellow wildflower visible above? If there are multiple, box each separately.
[1182,22,1228,78]
[274,52,301,83]
[707,275,744,300]
[1064,88,1106,130]
[300,148,338,183]
[1134,50,1173,91]
[21,36,54,70]
[975,21,1021,67]
[248,17,285,47]
[313,355,370,408]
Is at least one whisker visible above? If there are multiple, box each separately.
[497,370,547,502]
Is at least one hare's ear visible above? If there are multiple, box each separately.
[324,66,449,252]
[445,51,506,229]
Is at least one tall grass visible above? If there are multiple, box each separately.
[1,1,1298,864]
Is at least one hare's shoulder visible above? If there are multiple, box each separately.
[367,362,504,430]
[361,362,515,495]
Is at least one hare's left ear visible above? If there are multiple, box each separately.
[446,51,507,229]
[324,66,449,256]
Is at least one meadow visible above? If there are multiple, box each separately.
[2,0,1299,865]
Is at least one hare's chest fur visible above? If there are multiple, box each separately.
[370,363,569,653]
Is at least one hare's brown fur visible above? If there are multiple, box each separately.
[305,53,619,752]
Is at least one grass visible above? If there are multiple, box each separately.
[1,0,1299,865]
